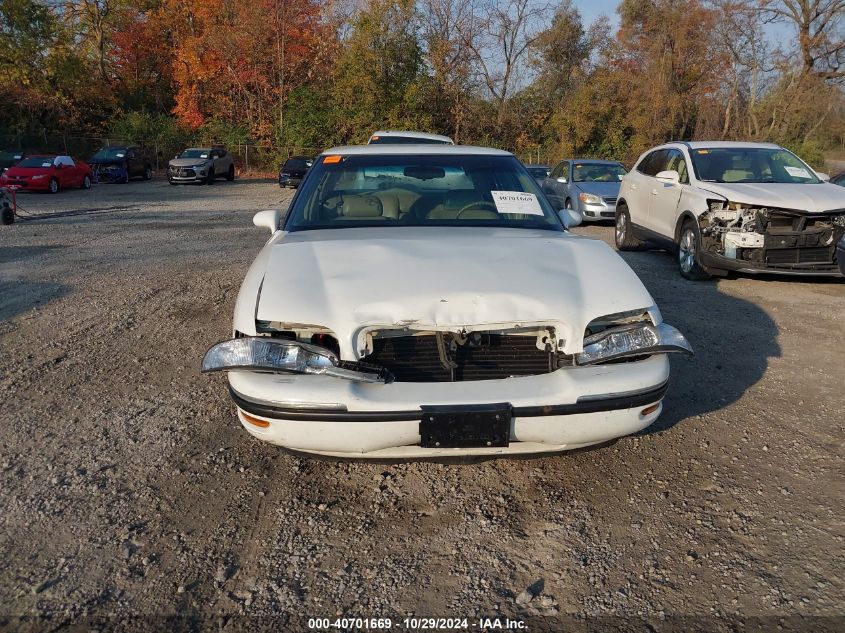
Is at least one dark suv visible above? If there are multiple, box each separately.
[89,145,153,183]
[278,156,313,188]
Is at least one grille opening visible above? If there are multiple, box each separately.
[361,332,560,382]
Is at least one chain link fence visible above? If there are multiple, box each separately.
[0,133,323,173]
[0,132,557,172]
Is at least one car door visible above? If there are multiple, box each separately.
[213,149,228,175]
[126,147,140,178]
[55,156,77,187]
[624,149,668,232]
[650,149,688,239]
[542,162,563,204]
[548,161,570,207]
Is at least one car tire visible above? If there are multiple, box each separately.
[1,206,13,225]
[226,164,235,181]
[615,206,642,250]
[678,219,711,280]
[143,165,152,180]
[206,169,215,185]
[81,174,92,189]
[48,178,59,194]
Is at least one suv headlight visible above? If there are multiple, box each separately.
[202,337,392,383]
[576,322,693,365]
[579,192,603,205]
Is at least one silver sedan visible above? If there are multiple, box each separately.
[542,159,627,222]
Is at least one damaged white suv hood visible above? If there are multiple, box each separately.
[255,227,658,357]
[698,182,845,212]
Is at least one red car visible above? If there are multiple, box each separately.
[0,154,93,193]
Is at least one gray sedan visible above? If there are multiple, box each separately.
[542,159,627,222]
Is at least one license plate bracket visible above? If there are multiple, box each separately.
[419,403,511,448]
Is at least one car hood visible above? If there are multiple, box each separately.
[697,182,845,213]
[2,167,48,177]
[574,181,622,197]
[169,158,210,168]
[255,227,658,357]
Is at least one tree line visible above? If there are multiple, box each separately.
[1,0,843,166]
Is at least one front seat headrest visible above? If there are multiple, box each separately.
[342,196,384,217]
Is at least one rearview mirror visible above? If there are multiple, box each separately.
[253,209,282,233]
[558,207,582,229]
[656,170,680,184]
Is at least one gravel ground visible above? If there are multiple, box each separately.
[1,178,843,632]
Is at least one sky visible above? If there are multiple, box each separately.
[573,0,794,43]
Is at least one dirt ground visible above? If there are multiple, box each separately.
[0,178,842,632]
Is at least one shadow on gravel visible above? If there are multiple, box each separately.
[622,250,782,436]
[0,280,69,320]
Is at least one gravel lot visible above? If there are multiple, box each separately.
[1,178,843,632]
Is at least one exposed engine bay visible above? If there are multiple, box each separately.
[701,202,845,270]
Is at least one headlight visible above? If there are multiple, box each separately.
[202,337,392,383]
[578,192,602,205]
[576,323,693,365]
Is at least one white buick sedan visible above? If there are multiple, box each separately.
[202,146,692,458]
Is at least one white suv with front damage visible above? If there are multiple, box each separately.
[202,145,692,458]
[615,141,845,279]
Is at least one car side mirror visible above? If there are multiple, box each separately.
[656,170,680,185]
[558,207,582,229]
[54,163,62,170]
[253,209,282,233]
[815,171,830,182]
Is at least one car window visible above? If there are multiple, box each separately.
[665,150,689,184]
[179,149,211,159]
[549,162,563,179]
[572,163,627,182]
[18,157,55,168]
[56,156,75,167]
[637,150,669,177]
[690,147,820,184]
[285,154,563,232]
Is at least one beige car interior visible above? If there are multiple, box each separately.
[319,187,502,222]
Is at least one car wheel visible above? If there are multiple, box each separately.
[206,169,215,185]
[678,220,711,280]
[48,178,58,194]
[615,206,642,250]
[144,166,152,180]
[81,174,91,189]
[226,164,235,181]
[1,206,13,225]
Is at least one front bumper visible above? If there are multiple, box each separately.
[701,251,843,277]
[279,175,303,188]
[225,354,671,457]
[580,199,617,221]
[168,167,206,183]
[0,178,45,190]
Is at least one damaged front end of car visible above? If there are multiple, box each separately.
[699,201,845,275]
[203,310,692,385]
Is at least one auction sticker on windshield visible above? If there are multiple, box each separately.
[491,191,543,215]
[784,166,811,179]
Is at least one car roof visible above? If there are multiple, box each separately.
[567,158,624,165]
[368,130,454,143]
[525,164,550,168]
[185,147,214,151]
[321,145,513,157]
[664,141,782,150]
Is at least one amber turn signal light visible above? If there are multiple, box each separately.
[640,402,661,416]
[240,411,270,428]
